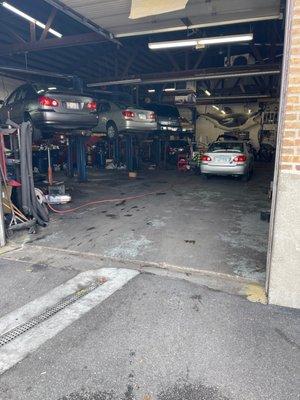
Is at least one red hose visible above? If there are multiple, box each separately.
[47,191,160,215]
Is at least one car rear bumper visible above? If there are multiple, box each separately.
[201,163,247,175]
[32,110,98,131]
[123,120,157,132]
[158,125,181,133]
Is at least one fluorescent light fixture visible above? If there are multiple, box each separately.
[212,105,220,111]
[204,89,211,96]
[164,87,176,92]
[221,110,226,115]
[149,33,253,50]
[48,87,57,90]
[2,2,62,38]
[148,89,156,93]
[248,109,252,114]
[37,89,44,94]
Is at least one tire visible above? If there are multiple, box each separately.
[24,116,42,142]
[106,122,118,140]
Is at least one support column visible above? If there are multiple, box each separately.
[267,0,300,309]
[75,136,87,182]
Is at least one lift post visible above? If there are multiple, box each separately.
[75,135,87,182]
[66,137,74,178]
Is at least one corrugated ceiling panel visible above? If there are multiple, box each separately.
[56,0,281,36]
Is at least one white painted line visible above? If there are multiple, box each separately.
[0,268,139,375]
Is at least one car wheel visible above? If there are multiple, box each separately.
[106,122,118,140]
[25,116,42,141]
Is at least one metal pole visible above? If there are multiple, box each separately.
[0,178,6,247]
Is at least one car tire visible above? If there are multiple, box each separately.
[106,122,118,140]
[25,116,42,141]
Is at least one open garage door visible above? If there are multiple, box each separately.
[44,0,282,37]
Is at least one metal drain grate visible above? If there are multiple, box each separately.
[0,282,100,347]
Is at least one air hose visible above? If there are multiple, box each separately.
[47,191,160,215]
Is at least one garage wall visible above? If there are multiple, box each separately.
[0,76,24,101]
[196,103,261,146]
[267,0,300,309]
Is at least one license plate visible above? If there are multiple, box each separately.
[215,155,230,163]
[66,102,80,110]
[139,113,146,120]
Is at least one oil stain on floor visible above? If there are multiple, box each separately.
[157,381,231,400]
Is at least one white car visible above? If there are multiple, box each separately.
[201,140,255,181]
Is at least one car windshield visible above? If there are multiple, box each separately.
[208,142,244,153]
[32,84,75,94]
[145,104,179,117]
[115,102,135,109]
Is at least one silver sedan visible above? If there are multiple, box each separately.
[200,141,255,181]
[93,101,157,139]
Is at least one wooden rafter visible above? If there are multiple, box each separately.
[40,8,58,41]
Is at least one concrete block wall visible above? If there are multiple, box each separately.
[268,0,300,309]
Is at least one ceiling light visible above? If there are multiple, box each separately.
[212,105,220,110]
[248,109,252,114]
[221,110,226,115]
[149,33,253,50]
[204,89,211,96]
[164,88,176,92]
[148,89,156,93]
[48,87,57,90]
[2,2,62,38]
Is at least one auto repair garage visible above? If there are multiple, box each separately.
[0,0,299,308]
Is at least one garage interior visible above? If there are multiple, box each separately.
[0,0,286,293]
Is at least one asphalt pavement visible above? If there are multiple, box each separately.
[0,263,299,400]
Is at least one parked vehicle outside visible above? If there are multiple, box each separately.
[0,83,98,139]
[93,101,157,139]
[201,140,254,181]
[143,103,181,134]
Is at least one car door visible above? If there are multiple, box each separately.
[97,102,111,132]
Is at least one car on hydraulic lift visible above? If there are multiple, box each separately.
[0,83,99,140]
[200,140,255,181]
[92,100,157,139]
[142,103,182,135]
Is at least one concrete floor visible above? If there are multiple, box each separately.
[11,162,272,284]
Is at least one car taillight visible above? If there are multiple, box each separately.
[122,110,135,120]
[233,154,247,163]
[148,112,156,120]
[38,96,59,107]
[87,101,97,110]
[202,154,212,162]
